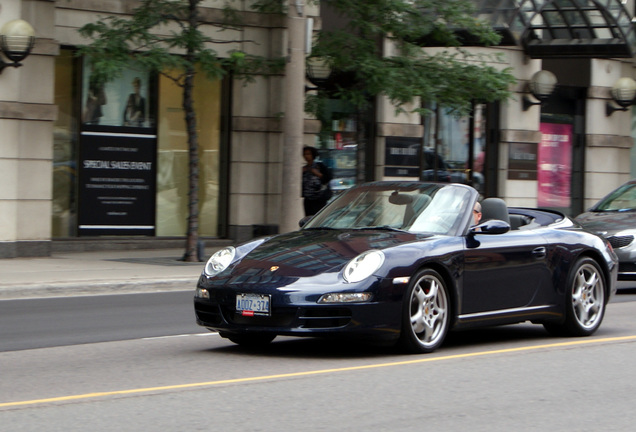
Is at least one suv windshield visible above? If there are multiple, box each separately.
[304,182,474,235]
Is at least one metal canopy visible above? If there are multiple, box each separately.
[471,0,636,58]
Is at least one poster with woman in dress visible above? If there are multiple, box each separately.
[538,123,572,208]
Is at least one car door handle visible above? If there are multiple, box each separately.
[532,247,546,258]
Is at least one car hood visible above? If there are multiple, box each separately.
[226,229,430,280]
[575,211,636,235]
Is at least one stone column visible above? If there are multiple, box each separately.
[0,0,58,257]
[279,0,306,233]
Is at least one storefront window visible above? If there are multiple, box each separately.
[52,51,222,238]
[314,99,363,194]
[538,86,586,216]
[156,68,221,236]
[630,110,636,178]
[424,104,487,195]
[52,50,78,237]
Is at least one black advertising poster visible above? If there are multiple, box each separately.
[508,142,538,180]
[78,131,157,236]
[384,137,420,177]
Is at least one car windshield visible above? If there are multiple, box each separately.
[304,182,474,235]
[595,183,636,212]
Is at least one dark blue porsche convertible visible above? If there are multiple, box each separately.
[194,181,617,353]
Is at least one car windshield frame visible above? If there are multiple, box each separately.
[303,182,477,236]
[594,182,636,212]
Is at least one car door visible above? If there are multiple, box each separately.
[461,229,552,314]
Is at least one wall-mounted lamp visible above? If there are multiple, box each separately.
[0,19,35,74]
[294,0,304,17]
[522,70,557,111]
[606,77,636,116]
[305,56,332,92]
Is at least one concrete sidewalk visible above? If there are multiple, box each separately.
[0,248,218,300]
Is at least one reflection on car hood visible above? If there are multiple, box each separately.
[575,211,636,234]
[229,229,428,279]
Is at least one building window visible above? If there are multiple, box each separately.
[156,67,222,236]
[314,99,368,194]
[52,50,78,238]
[52,51,223,238]
[423,103,488,195]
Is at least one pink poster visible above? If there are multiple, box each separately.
[537,123,572,208]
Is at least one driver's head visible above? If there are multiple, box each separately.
[473,201,482,225]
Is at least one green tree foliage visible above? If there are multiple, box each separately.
[77,0,516,254]
[77,0,282,261]
[78,1,278,86]
[308,0,516,116]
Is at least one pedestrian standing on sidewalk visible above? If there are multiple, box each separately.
[302,146,332,216]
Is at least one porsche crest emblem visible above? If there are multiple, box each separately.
[270,266,279,272]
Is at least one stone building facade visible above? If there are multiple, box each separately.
[1,0,635,257]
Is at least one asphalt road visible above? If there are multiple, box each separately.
[2,289,636,352]
[2,291,636,431]
[0,291,201,352]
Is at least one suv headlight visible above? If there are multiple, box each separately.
[204,246,236,277]
[342,250,385,283]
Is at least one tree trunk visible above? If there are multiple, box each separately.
[183,1,200,262]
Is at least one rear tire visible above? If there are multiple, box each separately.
[399,269,450,354]
[543,257,606,337]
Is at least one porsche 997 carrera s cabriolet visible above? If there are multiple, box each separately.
[194,181,617,353]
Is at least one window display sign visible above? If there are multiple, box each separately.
[78,132,157,235]
[78,59,157,235]
[508,143,538,180]
[538,123,572,208]
[384,137,420,177]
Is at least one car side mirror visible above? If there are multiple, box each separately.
[470,219,511,235]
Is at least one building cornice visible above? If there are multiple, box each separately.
[0,102,57,121]
[586,134,633,148]
[376,123,423,138]
[57,0,286,28]
[500,129,542,144]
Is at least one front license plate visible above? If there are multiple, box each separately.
[236,293,271,316]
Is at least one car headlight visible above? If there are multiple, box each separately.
[195,287,210,299]
[342,250,385,283]
[204,246,236,277]
[318,292,373,303]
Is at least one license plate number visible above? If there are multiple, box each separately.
[236,293,270,316]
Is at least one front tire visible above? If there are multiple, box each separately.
[544,257,606,337]
[399,269,450,354]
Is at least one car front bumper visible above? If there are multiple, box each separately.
[193,275,405,342]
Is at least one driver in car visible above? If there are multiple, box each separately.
[473,201,482,226]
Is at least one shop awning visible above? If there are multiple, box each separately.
[419,0,636,58]
[474,0,636,58]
